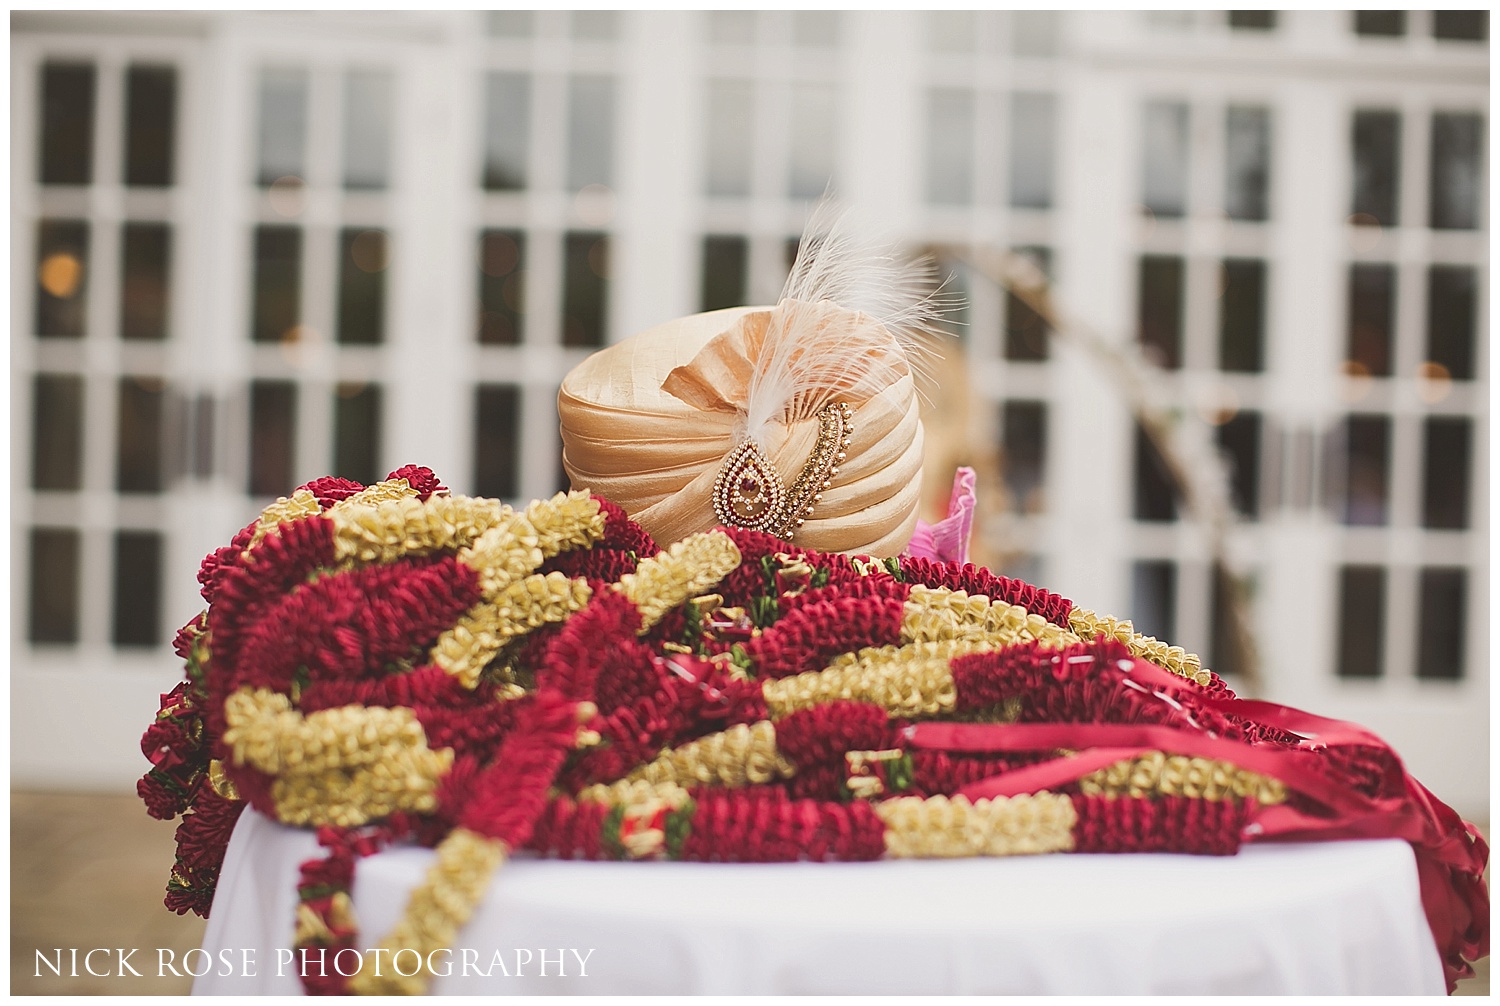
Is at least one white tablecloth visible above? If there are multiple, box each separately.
[195,808,1445,995]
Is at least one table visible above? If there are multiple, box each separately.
[195,808,1445,995]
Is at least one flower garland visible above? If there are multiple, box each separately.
[141,466,1490,995]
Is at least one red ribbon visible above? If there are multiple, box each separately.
[907,659,1489,993]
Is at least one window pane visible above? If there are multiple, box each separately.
[1354,11,1406,36]
[789,82,837,199]
[1422,417,1471,530]
[1351,110,1400,226]
[926,89,974,205]
[1133,423,1178,522]
[705,80,753,197]
[124,65,176,187]
[1433,11,1487,41]
[562,232,609,348]
[35,219,89,338]
[40,63,95,185]
[1345,263,1394,377]
[1228,11,1276,30]
[567,75,615,191]
[1336,565,1384,678]
[117,376,164,493]
[1219,258,1265,372]
[33,374,84,491]
[29,528,80,644]
[337,228,386,345]
[701,235,747,312]
[1339,414,1390,526]
[251,225,301,343]
[1130,560,1176,642]
[1009,92,1056,210]
[482,73,530,190]
[478,229,526,345]
[474,384,521,499]
[571,11,618,40]
[192,393,215,479]
[1425,265,1476,381]
[112,530,162,647]
[1142,101,1189,217]
[1000,401,1047,514]
[333,383,382,486]
[121,222,170,341]
[1012,12,1059,56]
[249,380,296,496]
[342,69,392,190]
[792,11,839,47]
[1209,567,1249,680]
[1416,568,1466,680]
[1429,112,1483,230]
[257,67,308,185]
[1224,105,1270,221]
[1215,411,1262,518]
[1138,255,1183,369]
[1004,246,1050,361]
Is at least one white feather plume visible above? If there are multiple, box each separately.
[740,203,954,448]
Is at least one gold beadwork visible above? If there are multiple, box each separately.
[616,531,742,630]
[625,720,796,789]
[875,793,1078,858]
[1078,750,1287,805]
[711,401,852,540]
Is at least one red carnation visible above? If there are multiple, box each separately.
[385,464,447,499]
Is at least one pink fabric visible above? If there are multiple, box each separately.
[904,467,976,565]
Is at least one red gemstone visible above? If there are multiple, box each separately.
[739,477,760,496]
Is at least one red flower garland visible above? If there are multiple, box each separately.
[139,467,1490,994]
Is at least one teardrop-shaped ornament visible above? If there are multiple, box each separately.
[712,441,786,532]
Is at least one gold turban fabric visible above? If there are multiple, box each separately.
[559,302,924,557]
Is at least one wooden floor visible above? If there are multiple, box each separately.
[12,792,203,995]
[9,790,1490,995]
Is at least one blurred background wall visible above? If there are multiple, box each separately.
[10,10,1489,817]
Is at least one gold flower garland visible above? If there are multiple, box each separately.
[221,689,452,828]
[1068,607,1210,686]
[1079,751,1286,805]
[625,721,796,789]
[875,793,1078,858]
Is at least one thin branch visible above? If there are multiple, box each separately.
[959,246,1263,696]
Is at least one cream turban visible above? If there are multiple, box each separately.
[559,300,926,557]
